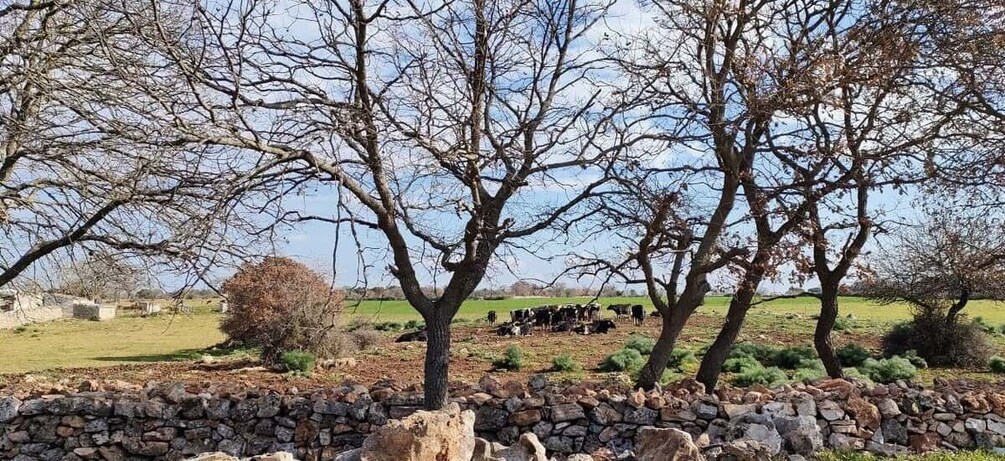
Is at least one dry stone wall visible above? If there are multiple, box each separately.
[2,376,1005,461]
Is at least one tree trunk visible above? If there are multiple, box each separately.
[696,288,756,390]
[637,312,688,390]
[422,314,451,410]
[814,285,843,378]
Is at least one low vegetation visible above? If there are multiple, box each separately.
[280,350,316,374]
[551,354,581,373]
[493,346,525,371]
[989,356,1005,374]
[836,344,872,367]
[858,357,919,383]
[601,348,645,373]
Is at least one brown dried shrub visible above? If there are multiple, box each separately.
[221,257,344,363]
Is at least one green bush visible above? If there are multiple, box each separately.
[601,348,645,373]
[902,350,928,369]
[836,344,871,367]
[989,356,1005,374]
[624,335,656,355]
[833,315,855,332]
[551,354,581,372]
[373,322,402,332]
[723,356,761,373]
[773,345,817,369]
[732,365,787,387]
[841,367,872,382]
[666,348,696,371]
[403,320,424,330]
[280,350,316,373]
[791,359,826,382]
[857,357,918,383]
[728,342,779,364]
[493,346,525,371]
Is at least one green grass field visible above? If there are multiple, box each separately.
[2,296,1003,375]
[347,295,1005,324]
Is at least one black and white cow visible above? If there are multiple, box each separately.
[607,304,631,319]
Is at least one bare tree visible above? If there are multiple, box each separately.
[131,0,626,409]
[866,209,1005,324]
[594,0,868,390]
[0,1,275,291]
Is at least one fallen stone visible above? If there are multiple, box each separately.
[359,403,475,461]
[634,427,702,461]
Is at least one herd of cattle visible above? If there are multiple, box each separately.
[395,303,651,342]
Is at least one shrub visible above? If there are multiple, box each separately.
[551,354,581,372]
[882,317,992,368]
[493,346,525,371]
[666,349,696,372]
[403,320,424,330]
[792,360,827,382]
[601,348,645,373]
[732,365,787,387]
[902,350,928,369]
[280,350,316,373]
[841,367,872,382]
[857,357,918,383]
[833,315,855,332]
[624,335,656,355]
[773,345,817,369]
[373,321,399,331]
[722,356,761,373]
[989,356,1005,374]
[728,342,779,365]
[836,344,871,367]
[221,257,345,363]
[347,329,383,351]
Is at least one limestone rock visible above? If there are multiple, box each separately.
[846,397,880,431]
[0,396,21,423]
[772,416,823,455]
[359,403,476,461]
[495,433,549,461]
[187,453,239,461]
[726,414,782,455]
[720,440,774,461]
[634,427,702,461]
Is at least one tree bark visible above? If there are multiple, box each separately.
[637,312,688,389]
[696,284,757,390]
[422,314,452,410]
[814,284,843,378]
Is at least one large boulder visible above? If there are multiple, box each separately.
[634,427,702,461]
[359,403,476,461]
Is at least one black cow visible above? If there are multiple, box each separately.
[533,307,554,328]
[487,310,498,325]
[558,305,577,322]
[395,329,427,342]
[587,303,601,320]
[551,319,577,333]
[573,323,592,335]
[631,304,645,326]
[592,319,617,334]
[511,308,531,323]
[607,304,631,319]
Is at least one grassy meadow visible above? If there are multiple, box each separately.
[2,295,1004,375]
